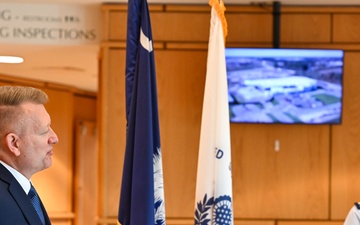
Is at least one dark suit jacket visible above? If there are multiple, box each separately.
[0,163,51,225]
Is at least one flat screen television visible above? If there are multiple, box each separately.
[225,48,344,124]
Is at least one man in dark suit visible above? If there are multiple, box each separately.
[0,86,59,225]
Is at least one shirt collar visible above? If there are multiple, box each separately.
[0,160,31,194]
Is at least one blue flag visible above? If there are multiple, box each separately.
[118,0,166,225]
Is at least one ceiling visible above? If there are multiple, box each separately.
[0,0,359,93]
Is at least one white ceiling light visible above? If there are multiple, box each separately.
[0,56,24,64]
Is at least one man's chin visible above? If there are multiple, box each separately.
[43,157,53,169]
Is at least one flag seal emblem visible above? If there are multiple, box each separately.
[213,195,232,225]
[195,194,232,225]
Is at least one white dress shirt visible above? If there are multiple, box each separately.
[0,160,31,194]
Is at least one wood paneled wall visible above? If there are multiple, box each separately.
[99,4,360,225]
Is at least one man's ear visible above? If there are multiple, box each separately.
[5,133,21,157]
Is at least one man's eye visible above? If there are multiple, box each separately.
[41,129,49,135]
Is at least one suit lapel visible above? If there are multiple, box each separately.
[39,196,51,225]
[0,164,48,225]
[9,182,46,225]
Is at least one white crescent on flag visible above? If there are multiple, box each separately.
[140,28,153,52]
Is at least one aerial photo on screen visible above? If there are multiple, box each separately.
[226,48,344,124]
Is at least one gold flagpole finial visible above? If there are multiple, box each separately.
[209,0,228,41]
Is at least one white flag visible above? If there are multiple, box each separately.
[194,0,233,225]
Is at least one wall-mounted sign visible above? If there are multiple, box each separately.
[0,3,101,45]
